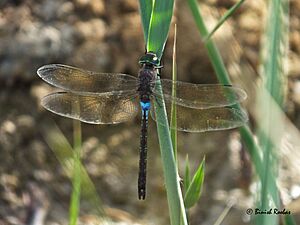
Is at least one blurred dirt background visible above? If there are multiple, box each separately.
[1,0,300,225]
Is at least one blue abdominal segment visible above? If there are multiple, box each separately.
[140,101,151,117]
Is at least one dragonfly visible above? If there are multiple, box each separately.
[37,52,248,200]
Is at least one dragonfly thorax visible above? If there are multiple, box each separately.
[138,64,157,103]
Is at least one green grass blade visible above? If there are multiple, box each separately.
[147,0,175,60]
[139,0,153,43]
[213,200,235,225]
[187,0,231,85]
[262,0,289,106]
[69,120,82,225]
[184,158,205,208]
[170,24,178,161]
[184,155,191,193]
[204,0,245,42]
[256,0,289,224]
[187,0,295,224]
[186,0,279,205]
[140,1,188,224]
[154,85,188,225]
[43,123,105,217]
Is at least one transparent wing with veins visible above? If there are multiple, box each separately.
[41,92,140,124]
[37,64,138,95]
[152,79,247,109]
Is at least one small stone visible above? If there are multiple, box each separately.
[29,141,47,166]
[70,40,109,71]
[75,19,106,41]
[289,53,300,78]
[75,0,89,7]
[1,120,16,134]
[75,0,105,16]
[90,0,105,16]
[238,12,262,32]
[0,174,19,187]
[292,80,300,105]
[57,2,75,19]
[16,115,35,130]
[290,31,300,53]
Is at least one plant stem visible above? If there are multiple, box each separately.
[69,120,82,225]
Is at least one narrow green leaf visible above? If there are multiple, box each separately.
[139,0,153,43]
[204,0,245,42]
[140,1,188,224]
[141,1,188,224]
[43,123,104,217]
[154,85,188,225]
[69,120,82,225]
[184,158,205,209]
[184,155,191,193]
[187,0,230,85]
[187,0,294,224]
[170,24,178,161]
[147,0,174,60]
[186,0,281,204]
[213,200,235,225]
[261,0,289,106]
[256,0,289,224]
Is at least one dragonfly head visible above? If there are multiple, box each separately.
[139,52,161,68]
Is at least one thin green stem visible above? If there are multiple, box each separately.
[204,0,245,42]
[187,0,279,203]
[69,120,82,225]
[140,1,188,224]
[171,24,178,162]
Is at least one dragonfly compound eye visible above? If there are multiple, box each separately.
[139,52,160,68]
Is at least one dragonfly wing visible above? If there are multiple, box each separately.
[152,79,247,109]
[37,64,138,95]
[42,92,139,124]
[150,99,248,132]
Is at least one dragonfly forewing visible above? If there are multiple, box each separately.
[42,92,140,124]
[37,64,138,95]
[153,79,247,109]
[150,99,248,132]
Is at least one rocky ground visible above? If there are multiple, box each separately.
[1,0,300,225]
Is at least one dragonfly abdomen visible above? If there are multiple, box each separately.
[136,62,157,200]
[138,101,150,200]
